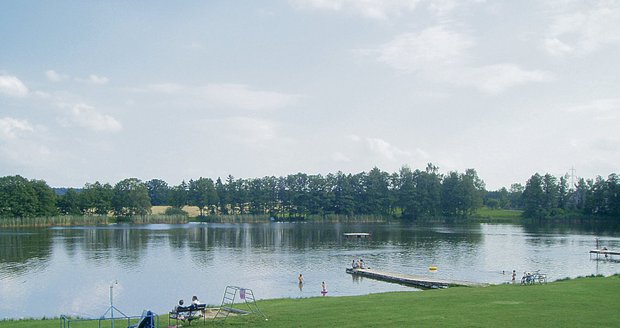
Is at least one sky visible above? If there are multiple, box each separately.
[1,0,619,190]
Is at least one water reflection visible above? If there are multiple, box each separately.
[54,226,153,267]
[0,222,619,319]
[0,229,52,278]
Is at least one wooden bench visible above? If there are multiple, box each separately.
[168,304,207,326]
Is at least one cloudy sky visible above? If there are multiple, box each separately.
[1,0,619,190]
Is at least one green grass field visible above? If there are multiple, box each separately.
[2,275,618,328]
[473,207,523,222]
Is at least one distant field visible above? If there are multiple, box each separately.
[474,207,523,221]
[151,205,201,217]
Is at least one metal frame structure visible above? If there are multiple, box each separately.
[214,286,266,322]
[60,281,158,328]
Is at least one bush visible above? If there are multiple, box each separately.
[165,207,188,216]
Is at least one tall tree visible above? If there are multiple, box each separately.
[441,171,461,217]
[365,167,390,215]
[31,179,59,217]
[542,173,559,211]
[215,177,228,214]
[396,166,416,219]
[0,176,50,218]
[607,174,620,216]
[58,188,82,215]
[522,173,545,218]
[169,181,188,209]
[509,183,524,209]
[188,177,218,217]
[80,182,113,215]
[415,165,442,217]
[145,179,170,206]
[333,172,355,216]
[112,178,151,217]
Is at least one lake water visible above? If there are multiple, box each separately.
[1,221,620,319]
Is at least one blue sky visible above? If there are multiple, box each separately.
[1,0,619,189]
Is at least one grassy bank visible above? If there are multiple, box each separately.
[0,208,390,227]
[2,275,618,327]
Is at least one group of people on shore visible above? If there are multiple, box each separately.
[508,270,544,284]
[351,258,366,269]
[171,295,204,323]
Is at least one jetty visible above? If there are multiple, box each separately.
[346,268,488,289]
[589,249,620,258]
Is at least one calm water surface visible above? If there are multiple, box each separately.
[1,222,619,319]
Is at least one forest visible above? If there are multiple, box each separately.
[1,164,619,221]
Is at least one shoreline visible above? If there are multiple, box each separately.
[1,275,618,326]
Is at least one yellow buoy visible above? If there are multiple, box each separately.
[429,266,438,271]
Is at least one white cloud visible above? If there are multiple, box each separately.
[372,26,552,93]
[46,70,109,84]
[146,83,301,111]
[291,0,422,19]
[544,1,620,55]
[543,38,574,56]
[347,134,362,142]
[0,140,52,168]
[331,152,351,162]
[73,74,110,85]
[202,84,300,111]
[349,135,413,161]
[88,74,110,85]
[366,137,411,161]
[202,116,279,146]
[0,74,29,97]
[148,83,184,94]
[46,70,69,82]
[564,98,620,121]
[458,64,553,94]
[64,103,122,132]
[291,0,485,19]
[377,26,474,71]
[0,117,34,140]
[0,118,51,168]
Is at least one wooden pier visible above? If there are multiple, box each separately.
[590,249,620,258]
[346,268,488,289]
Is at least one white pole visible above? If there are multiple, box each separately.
[110,283,115,328]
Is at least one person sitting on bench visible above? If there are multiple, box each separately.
[170,300,188,322]
[170,298,206,326]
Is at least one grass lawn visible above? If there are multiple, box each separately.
[2,275,618,328]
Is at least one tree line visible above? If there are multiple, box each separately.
[1,165,484,219]
[1,165,619,221]
[484,173,620,219]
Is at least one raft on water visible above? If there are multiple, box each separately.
[343,232,371,238]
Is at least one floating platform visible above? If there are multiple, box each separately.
[343,232,371,238]
[346,268,488,289]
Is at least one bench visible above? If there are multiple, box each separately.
[169,304,207,326]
